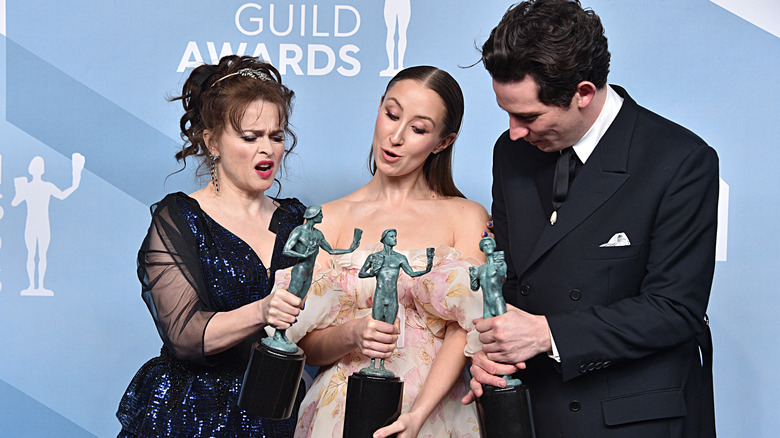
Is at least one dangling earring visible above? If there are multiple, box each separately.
[209,154,221,193]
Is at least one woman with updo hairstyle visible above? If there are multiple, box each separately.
[116,55,307,437]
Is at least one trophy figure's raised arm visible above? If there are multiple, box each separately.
[344,228,434,437]
[239,205,361,419]
[356,228,433,376]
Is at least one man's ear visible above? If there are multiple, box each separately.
[574,81,597,109]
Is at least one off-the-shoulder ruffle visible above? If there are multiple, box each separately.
[273,244,483,354]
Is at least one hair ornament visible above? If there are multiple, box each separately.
[191,65,218,89]
[211,68,273,87]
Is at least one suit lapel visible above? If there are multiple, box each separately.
[534,150,556,217]
[519,91,639,276]
[501,146,554,273]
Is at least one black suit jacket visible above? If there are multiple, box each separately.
[491,86,718,437]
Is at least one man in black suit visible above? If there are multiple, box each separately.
[462,1,718,436]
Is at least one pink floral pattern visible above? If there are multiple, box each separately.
[277,245,483,437]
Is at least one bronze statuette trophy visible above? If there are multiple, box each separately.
[238,205,362,419]
[343,229,434,437]
[470,237,535,437]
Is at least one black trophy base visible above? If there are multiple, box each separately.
[238,341,305,419]
[476,384,535,438]
[343,373,403,438]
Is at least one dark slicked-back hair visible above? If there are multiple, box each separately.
[481,0,610,107]
[368,66,465,198]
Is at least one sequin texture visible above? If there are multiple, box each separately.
[117,193,306,437]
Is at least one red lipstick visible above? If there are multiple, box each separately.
[255,160,275,178]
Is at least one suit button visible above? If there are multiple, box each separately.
[520,284,532,296]
[569,400,581,412]
[595,361,603,370]
[579,364,588,374]
[569,289,581,301]
[587,363,595,372]
[603,360,611,368]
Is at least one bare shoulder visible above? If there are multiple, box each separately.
[443,197,490,222]
[442,197,490,261]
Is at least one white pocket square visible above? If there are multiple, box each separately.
[600,232,631,247]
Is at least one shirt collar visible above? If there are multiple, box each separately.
[571,85,623,163]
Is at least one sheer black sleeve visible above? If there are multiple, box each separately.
[138,194,216,365]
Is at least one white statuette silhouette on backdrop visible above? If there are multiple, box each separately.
[380,0,411,77]
[12,153,85,296]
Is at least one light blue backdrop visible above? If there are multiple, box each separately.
[0,1,777,436]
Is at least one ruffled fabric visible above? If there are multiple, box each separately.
[274,245,483,438]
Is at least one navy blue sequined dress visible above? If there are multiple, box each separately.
[117,193,306,437]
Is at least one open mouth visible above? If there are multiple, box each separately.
[255,161,274,177]
[382,149,401,162]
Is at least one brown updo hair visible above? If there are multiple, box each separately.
[368,66,465,198]
[171,55,296,181]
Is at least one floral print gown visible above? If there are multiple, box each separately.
[275,245,484,438]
